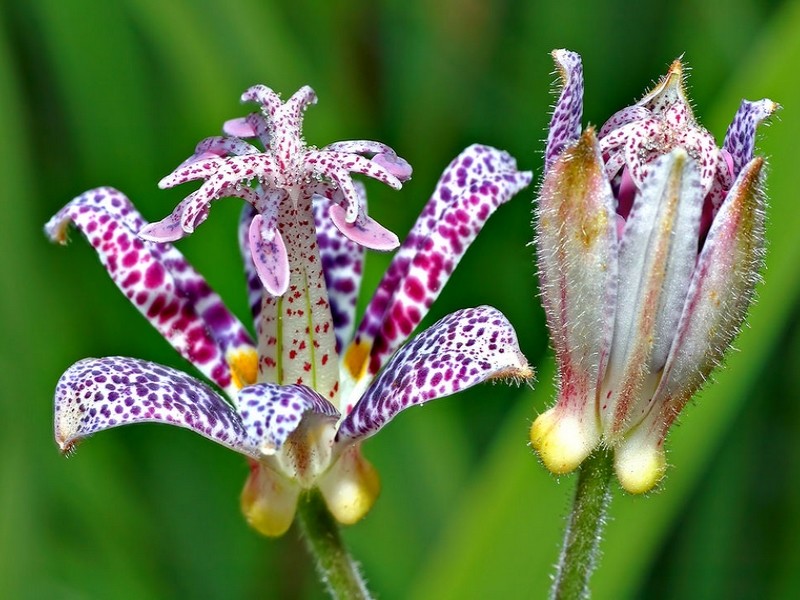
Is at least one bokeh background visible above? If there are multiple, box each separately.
[2,0,799,597]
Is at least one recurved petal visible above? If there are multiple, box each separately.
[46,187,256,396]
[336,306,531,444]
[531,129,617,474]
[546,49,584,170]
[352,145,532,383]
[723,99,779,176]
[55,356,257,457]
[237,383,340,455]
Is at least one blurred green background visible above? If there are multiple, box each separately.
[2,0,799,597]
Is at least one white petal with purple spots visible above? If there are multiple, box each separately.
[238,383,340,454]
[336,306,531,443]
[55,356,256,457]
[46,187,255,396]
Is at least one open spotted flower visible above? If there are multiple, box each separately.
[531,50,776,493]
[48,130,532,535]
[139,84,412,297]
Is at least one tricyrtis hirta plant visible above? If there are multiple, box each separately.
[48,84,533,537]
[531,50,777,493]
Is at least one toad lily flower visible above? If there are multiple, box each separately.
[531,50,776,493]
[48,85,532,537]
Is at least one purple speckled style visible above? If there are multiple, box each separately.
[49,82,533,531]
[141,84,412,297]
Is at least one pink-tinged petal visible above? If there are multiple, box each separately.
[54,356,257,457]
[723,99,779,176]
[257,200,341,405]
[248,214,289,297]
[239,204,263,325]
[350,145,532,385]
[546,49,584,170]
[336,306,531,443]
[599,149,703,440]
[237,383,339,455]
[313,192,366,352]
[328,203,399,251]
[46,188,255,395]
[530,129,617,474]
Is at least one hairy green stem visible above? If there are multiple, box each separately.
[551,448,614,600]
[296,490,371,600]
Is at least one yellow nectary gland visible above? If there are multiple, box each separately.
[318,445,380,525]
[530,407,600,475]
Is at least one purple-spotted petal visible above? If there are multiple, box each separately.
[337,306,530,443]
[352,145,532,380]
[546,49,584,170]
[46,187,255,396]
[55,356,257,457]
[723,99,779,176]
[238,383,340,454]
[248,214,290,297]
[313,191,366,352]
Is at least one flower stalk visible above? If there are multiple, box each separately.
[551,449,614,600]
[296,490,371,600]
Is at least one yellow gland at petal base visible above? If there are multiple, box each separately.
[614,433,667,494]
[318,445,380,525]
[241,461,301,537]
[531,406,601,475]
